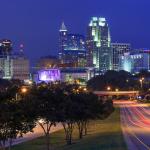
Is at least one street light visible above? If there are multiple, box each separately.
[15,87,28,101]
[139,77,144,89]
[21,87,28,94]
[83,87,87,92]
[115,88,119,92]
[107,86,111,91]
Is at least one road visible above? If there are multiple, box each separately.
[114,100,150,150]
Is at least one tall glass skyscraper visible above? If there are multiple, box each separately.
[59,22,68,64]
[87,17,112,71]
[59,22,86,67]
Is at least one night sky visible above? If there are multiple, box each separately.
[0,0,150,64]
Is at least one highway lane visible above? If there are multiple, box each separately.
[114,100,150,150]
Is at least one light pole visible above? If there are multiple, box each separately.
[139,77,144,89]
[115,88,119,98]
[16,87,28,100]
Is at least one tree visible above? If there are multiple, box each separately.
[77,92,114,138]
[0,86,35,150]
[25,84,61,150]
[87,70,138,91]
[59,92,76,145]
[59,86,114,142]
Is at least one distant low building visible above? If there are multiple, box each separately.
[34,67,95,85]
[36,56,59,70]
[61,68,92,85]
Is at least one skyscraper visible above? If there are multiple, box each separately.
[59,22,68,64]
[59,22,86,67]
[87,17,112,71]
[111,43,131,71]
[0,39,13,79]
[0,56,12,79]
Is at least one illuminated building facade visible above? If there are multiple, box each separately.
[111,43,131,71]
[38,69,61,82]
[34,68,94,85]
[0,56,13,79]
[61,68,94,85]
[120,50,150,73]
[86,17,112,71]
[59,22,86,67]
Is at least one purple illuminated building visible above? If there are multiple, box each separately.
[38,69,61,82]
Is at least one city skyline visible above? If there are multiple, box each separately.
[0,0,150,62]
[1,1,150,150]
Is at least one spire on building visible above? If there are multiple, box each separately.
[19,44,24,56]
[60,22,67,32]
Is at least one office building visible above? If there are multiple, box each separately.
[0,43,30,81]
[0,39,12,56]
[86,17,112,71]
[59,22,86,67]
[111,43,131,71]
[12,55,30,81]
[0,55,30,81]
[120,49,150,73]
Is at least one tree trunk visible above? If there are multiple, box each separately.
[84,121,88,136]
[46,134,50,150]
[62,122,74,145]
[8,138,12,150]
[38,121,53,150]
[77,121,84,139]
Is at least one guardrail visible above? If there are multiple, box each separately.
[94,91,139,96]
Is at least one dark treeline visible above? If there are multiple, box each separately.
[0,81,114,150]
[87,70,150,91]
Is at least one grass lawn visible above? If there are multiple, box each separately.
[12,108,127,150]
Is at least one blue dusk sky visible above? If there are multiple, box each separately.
[0,0,150,63]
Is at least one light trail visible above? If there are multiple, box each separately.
[115,100,150,150]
